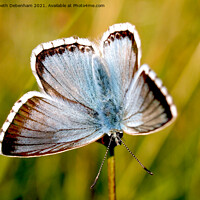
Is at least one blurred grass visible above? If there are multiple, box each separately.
[0,0,200,199]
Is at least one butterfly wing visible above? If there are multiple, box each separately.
[31,37,98,110]
[121,64,177,135]
[0,92,103,157]
[100,23,141,102]
[2,31,125,157]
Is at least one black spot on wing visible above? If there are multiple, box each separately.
[104,30,134,46]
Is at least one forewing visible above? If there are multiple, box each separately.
[31,37,98,109]
[100,23,141,101]
[0,92,103,157]
[122,64,177,135]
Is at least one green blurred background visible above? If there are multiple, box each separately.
[0,0,200,199]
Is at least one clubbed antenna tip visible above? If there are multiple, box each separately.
[144,167,154,175]
[117,136,154,176]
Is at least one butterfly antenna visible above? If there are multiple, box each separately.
[90,135,113,189]
[117,136,153,175]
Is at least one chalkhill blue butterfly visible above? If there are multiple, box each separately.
[0,23,177,162]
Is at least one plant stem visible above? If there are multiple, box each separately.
[107,146,116,200]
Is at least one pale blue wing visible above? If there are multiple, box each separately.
[0,92,103,157]
[31,38,98,110]
[121,65,177,135]
[100,23,141,106]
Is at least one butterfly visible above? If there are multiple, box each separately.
[0,23,177,157]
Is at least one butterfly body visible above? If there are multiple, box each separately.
[0,23,177,157]
[93,68,122,133]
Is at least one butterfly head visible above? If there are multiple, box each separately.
[97,129,123,148]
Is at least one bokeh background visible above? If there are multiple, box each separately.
[0,0,200,199]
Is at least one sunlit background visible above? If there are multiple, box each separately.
[0,0,200,199]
